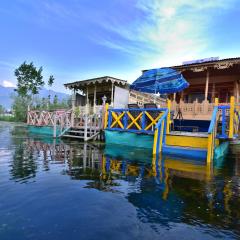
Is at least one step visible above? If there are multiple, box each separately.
[166,132,209,149]
[68,130,85,134]
[162,145,207,160]
[62,134,84,139]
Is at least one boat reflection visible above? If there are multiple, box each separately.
[8,138,240,234]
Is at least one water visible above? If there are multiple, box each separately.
[0,122,240,240]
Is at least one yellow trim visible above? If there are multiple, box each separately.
[229,96,235,138]
[159,120,165,152]
[152,128,158,155]
[127,112,143,130]
[144,111,162,130]
[162,168,169,200]
[110,112,125,129]
[165,159,206,174]
[207,133,213,164]
[166,135,214,149]
[166,99,171,134]
[104,103,109,129]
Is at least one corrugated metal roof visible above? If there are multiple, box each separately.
[172,57,240,69]
[143,57,240,72]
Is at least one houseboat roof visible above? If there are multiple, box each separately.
[64,76,128,90]
[143,57,240,72]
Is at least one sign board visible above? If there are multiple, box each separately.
[113,86,129,109]
[182,57,219,65]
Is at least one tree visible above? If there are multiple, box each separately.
[53,95,58,106]
[13,61,55,121]
[14,61,55,100]
[14,62,44,97]
[0,105,4,114]
[12,95,30,122]
[48,75,54,87]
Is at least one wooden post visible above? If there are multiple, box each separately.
[236,80,239,104]
[111,82,114,106]
[229,96,235,138]
[212,83,215,103]
[205,70,209,101]
[104,103,109,129]
[84,114,88,141]
[166,99,171,134]
[53,114,57,138]
[71,90,76,127]
[85,86,89,114]
[27,105,30,124]
[93,85,96,114]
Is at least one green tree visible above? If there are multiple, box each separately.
[53,95,58,106]
[0,105,4,114]
[14,62,44,97]
[12,95,30,121]
[48,75,54,87]
[13,61,55,121]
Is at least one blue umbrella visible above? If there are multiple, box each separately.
[130,67,189,94]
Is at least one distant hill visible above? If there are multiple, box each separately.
[0,85,70,110]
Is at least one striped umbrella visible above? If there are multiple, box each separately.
[130,67,189,94]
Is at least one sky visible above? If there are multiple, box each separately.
[0,0,240,93]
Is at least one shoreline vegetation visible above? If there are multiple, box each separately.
[0,115,17,122]
[0,61,70,123]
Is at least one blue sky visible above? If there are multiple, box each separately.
[0,0,240,93]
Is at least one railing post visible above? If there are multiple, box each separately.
[84,114,88,141]
[53,114,57,138]
[153,128,159,155]
[229,96,235,139]
[123,111,128,129]
[104,103,109,129]
[71,107,75,128]
[27,105,30,124]
[166,99,171,134]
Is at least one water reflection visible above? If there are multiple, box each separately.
[6,133,239,236]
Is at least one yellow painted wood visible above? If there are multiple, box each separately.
[159,120,165,152]
[214,97,219,106]
[229,96,235,138]
[144,111,162,130]
[165,159,206,174]
[152,128,158,155]
[127,112,143,130]
[165,134,215,149]
[206,133,212,164]
[104,103,109,129]
[111,112,124,129]
[166,99,171,134]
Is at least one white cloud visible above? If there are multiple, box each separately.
[97,0,236,68]
[2,80,16,88]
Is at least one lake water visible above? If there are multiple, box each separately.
[0,122,240,240]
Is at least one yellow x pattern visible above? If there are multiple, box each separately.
[110,112,125,129]
[144,111,163,130]
[127,112,143,130]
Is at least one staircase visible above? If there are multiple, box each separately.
[61,127,100,141]
[153,105,222,162]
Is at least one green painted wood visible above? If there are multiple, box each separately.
[28,125,61,137]
[105,130,154,149]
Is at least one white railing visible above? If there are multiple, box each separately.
[27,108,103,140]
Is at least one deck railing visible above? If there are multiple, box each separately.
[171,100,229,119]
[106,108,168,134]
[207,106,219,164]
[153,109,169,155]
